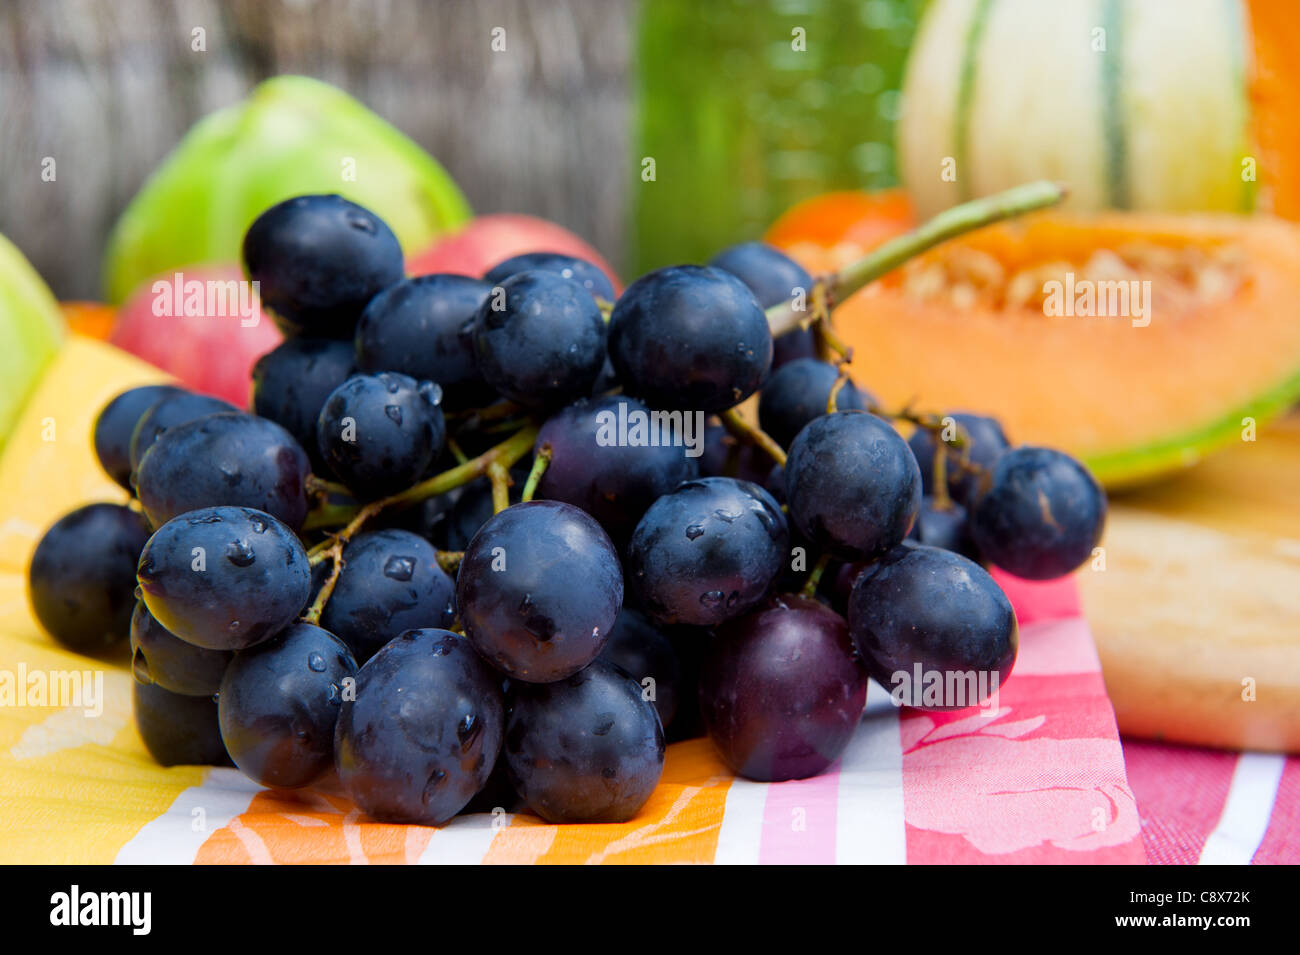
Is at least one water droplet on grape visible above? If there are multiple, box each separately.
[685,523,705,540]
[421,769,447,803]
[457,713,481,749]
[418,381,443,407]
[225,539,255,567]
[385,404,403,425]
[346,213,377,234]
[383,555,415,581]
[751,502,783,539]
[700,590,725,607]
[131,647,152,685]
[593,714,615,736]
[307,652,326,672]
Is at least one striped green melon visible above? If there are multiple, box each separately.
[898,0,1258,217]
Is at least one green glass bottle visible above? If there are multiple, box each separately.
[632,0,923,274]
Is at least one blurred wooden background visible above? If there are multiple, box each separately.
[0,0,634,299]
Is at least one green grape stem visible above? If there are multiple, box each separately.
[764,180,1068,338]
[300,424,539,622]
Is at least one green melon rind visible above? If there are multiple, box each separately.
[0,234,66,451]
[1085,367,1300,487]
[102,76,472,304]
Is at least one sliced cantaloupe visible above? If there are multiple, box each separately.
[823,211,1300,487]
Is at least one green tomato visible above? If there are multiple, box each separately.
[102,75,471,303]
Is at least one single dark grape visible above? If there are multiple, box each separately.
[219,622,357,789]
[504,660,664,824]
[757,358,873,449]
[128,391,238,474]
[908,412,1011,508]
[533,395,699,547]
[316,372,446,499]
[626,477,787,627]
[28,503,151,654]
[130,601,232,697]
[319,529,457,664]
[699,594,868,781]
[251,338,356,471]
[848,545,1017,709]
[608,265,772,413]
[907,498,981,563]
[708,241,816,369]
[969,446,1107,580]
[335,629,504,825]
[597,608,683,731]
[136,506,311,651]
[134,681,231,767]
[457,501,623,683]
[135,412,311,531]
[709,242,812,309]
[484,252,616,303]
[354,274,497,410]
[772,329,819,370]
[93,384,185,490]
[471,270,606,408]
[785,411,921,561]
[242,194,404,338]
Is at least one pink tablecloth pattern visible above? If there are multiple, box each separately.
[1124,741,1298,865]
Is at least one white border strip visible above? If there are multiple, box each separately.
[836,680,907,864]
[417,811,509,864]
[114,768,263,864]
[712,777,769,865]
[1197,752,1286,865]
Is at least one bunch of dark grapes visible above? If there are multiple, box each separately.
[27,192,1105,826]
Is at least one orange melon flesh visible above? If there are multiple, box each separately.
[831,212,1300,486]
[1246,0,1300,219]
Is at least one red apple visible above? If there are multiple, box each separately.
[110,264,282,407]
[406,214,621,293]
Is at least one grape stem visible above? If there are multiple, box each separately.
[521,443,553,503]
[826,367,850,414]
[719,408,787,468]
[764,180,1068,338]
[445,434,470,465]
[801,553,832,599]
[487,461,512,514]
[299,425,539,621]
[444,400,524,423]
[436,550,464,574]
